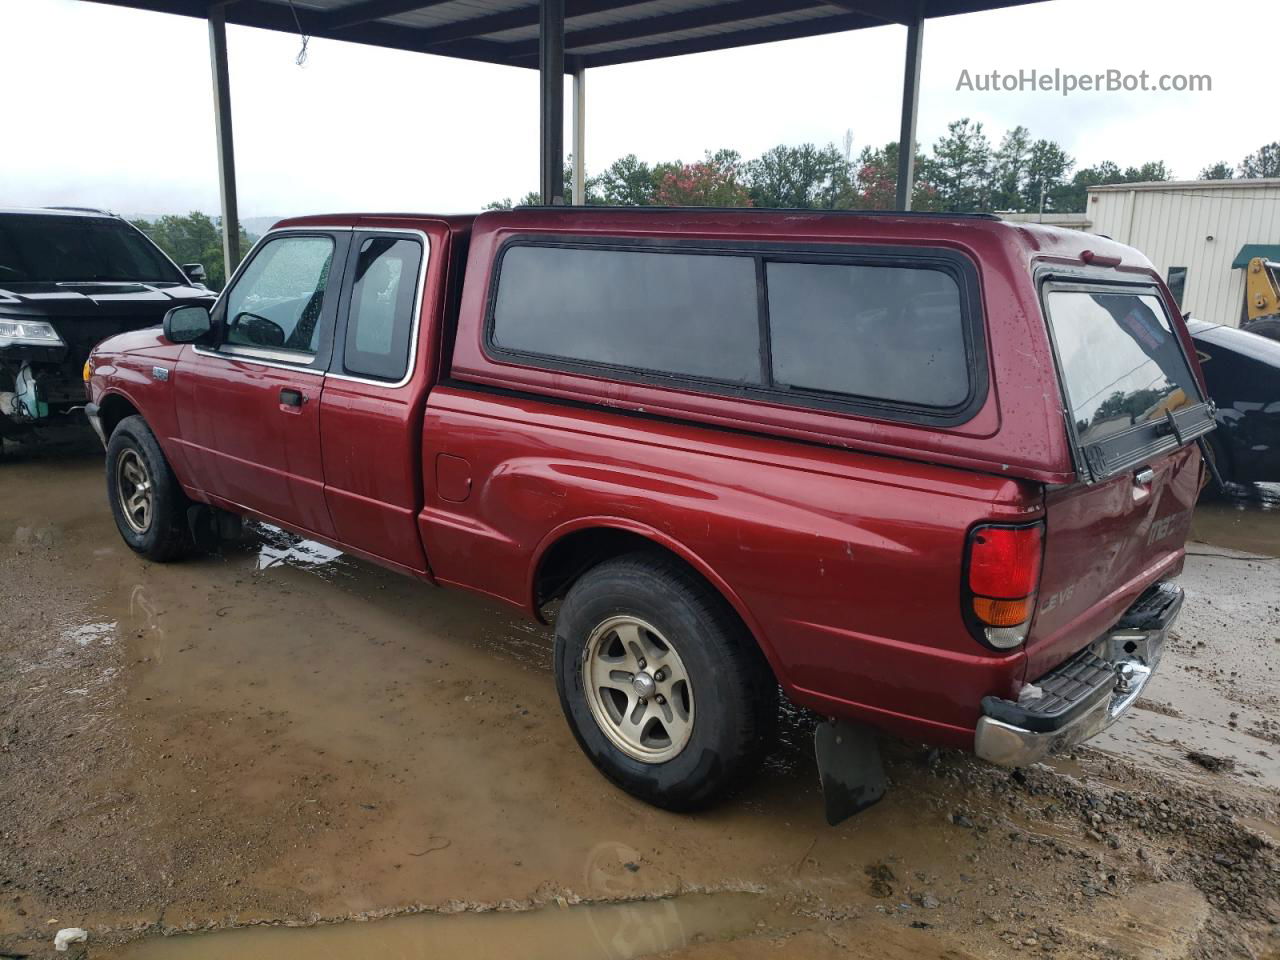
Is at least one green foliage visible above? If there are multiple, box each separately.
[745,143,852,209]
[596,154,658,205]
[1239,141,1280,178]
[654,150,752,207]
[1199,161,1234,180]
[925,119,993,213]
[485,121,1192,215]
[989,126,1030,211]
[130,211,253,291]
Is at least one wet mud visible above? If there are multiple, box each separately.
[1,435,1277,959]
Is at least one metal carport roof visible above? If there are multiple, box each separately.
[77,0,1051,274]
[83,0,1043,69]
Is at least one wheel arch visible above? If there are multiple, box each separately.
[97,391,143,441]
[528,517,785,683]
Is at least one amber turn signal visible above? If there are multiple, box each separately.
[972,595,1033,628]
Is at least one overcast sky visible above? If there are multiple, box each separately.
[0,0,1272,221]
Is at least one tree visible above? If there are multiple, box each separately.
[926,118,992,212]
[653,149,752,206]
[1022,139,1074,213]
[131,211,253,291]
[596,154,657,205]
[1121,161,1171,182]
[989,125,1030,211]
[853,141,937,210]
[1239,142,1280,178]
[745,142,852,209]
[1199,161,1234,180]
[1053,161,1119,212]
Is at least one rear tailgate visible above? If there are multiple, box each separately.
[1025,281,1213,680]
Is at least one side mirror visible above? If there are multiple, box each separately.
[163,304,213,344]
[181,263,208,287]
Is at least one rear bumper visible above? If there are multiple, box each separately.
[974,581,1182,767]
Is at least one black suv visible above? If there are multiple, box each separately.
[0,208,215,441]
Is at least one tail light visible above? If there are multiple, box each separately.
[964,522,1044,650]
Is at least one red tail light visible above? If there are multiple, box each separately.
[965,523,1044,650]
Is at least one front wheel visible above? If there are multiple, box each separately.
[105,415,193,562]
[554,552,776,810]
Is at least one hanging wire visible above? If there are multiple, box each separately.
[285,0,310,66]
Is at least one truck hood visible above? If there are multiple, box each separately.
[0,282,215,321]
[96,325,173,355]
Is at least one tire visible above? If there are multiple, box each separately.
[105,415,193,562]
[554,551,776,810]
[1243,317,1280,343]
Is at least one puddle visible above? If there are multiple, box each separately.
[1192,482,1280,557]
[101,892,805,960]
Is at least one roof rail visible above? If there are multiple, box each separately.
[506,204,1002,221]
[44,205,115,216]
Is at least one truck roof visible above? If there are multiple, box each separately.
[271,207,1144,271]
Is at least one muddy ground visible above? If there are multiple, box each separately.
[1,432,1277,960]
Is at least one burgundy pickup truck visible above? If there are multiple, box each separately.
[85,208,1213,820]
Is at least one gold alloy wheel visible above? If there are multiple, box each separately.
[115,448,154,535]
[582,615,695,763]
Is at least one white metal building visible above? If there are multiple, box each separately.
[1085,178,1280,327]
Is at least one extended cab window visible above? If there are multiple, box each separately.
[225,235,334,357]
[343,236,422,382]
[489,241,980,421]
[766,262,968,408]
[492,245,761,382]
[1048,291,1201,446]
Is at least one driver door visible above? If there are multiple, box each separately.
[174,230,349,540]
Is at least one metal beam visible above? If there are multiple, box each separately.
[540,0,565,204]
[571,65,586,205]
[414,0,654,48]
[208,3,240,281]
[214,0,520,67]
[894,8,924,211]
[505,0,833,59]
[825,0,914,24]
[578,12,879,68]
[321,0,452,31]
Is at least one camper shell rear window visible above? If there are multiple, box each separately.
[1042,280,1214,481]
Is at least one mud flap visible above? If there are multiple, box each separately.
[814,720,886,825]
[187,506,244,551]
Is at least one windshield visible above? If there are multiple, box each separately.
[1047,289,1203,447]
[0,214,181,284]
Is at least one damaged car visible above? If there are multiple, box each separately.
[0,207,214,445]
[1188,318,1280,488]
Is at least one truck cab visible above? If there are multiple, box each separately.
[85,208,1212,817]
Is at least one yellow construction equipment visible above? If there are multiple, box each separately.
[1244,255,1280,324]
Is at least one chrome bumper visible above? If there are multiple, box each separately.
[974,583,1181,767]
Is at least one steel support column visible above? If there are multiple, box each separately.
[208,3,240,281]
[894,8,924,211]
[571,64,586,205]
[539,0,565,205]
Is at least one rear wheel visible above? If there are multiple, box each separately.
[554,552,775,810]
[105,415,193,562]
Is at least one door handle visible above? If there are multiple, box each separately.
[279,388,305,407]
[1134,466,1155,486]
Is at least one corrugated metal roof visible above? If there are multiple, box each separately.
[80,0,1048,68]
